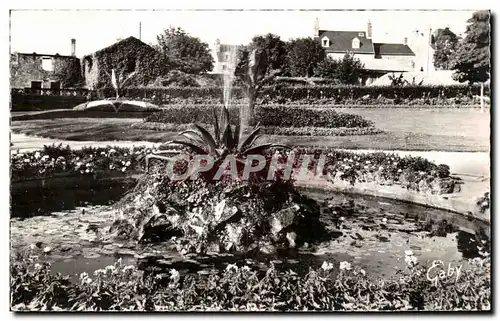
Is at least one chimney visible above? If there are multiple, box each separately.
[313,17,320,38]
[404,37,408,45]
[367,20,372,39]
[71,39,76,56]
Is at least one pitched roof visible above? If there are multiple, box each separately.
[373,43,415,56]
[318,30,374,54]
[93,36,154,56]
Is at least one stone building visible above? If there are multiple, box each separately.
[82,36,162,90]
[10,39,82,89]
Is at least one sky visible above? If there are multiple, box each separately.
[10,9,478,57]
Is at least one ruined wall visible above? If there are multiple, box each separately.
[10,53,82,89]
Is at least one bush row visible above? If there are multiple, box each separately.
[131,121,381,137]
[91,84,487,106]
[144,105,374,129]
[11,250,490,311]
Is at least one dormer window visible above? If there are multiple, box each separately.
[352,37,360,49]
[321,36,330,47]
[358,32,365,37]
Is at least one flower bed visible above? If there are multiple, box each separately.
[305,148,460,194]
[10,250,490,311]
[11,144,158,182]
[144,105,374,129]
[11,145,459,195]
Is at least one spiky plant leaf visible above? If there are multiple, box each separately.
[178,130,206,146]
[233,121,241,149]
[165,140,207,155]
[193,124,219,153]
[222,123,234,150]
[212,106,220,142]
[239,127,262,151]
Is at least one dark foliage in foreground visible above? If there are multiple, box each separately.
[10,250,490,311]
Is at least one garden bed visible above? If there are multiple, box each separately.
[11,145,462,196]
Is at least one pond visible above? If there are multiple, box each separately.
[10,179,490,280]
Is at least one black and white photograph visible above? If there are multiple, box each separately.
[7,5,491,312]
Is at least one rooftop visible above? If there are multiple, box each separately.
[318,30,374,54]
[373,43,415,56]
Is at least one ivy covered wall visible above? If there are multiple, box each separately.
[82,36,167,90]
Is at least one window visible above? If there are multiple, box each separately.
[50,81,61,90]
[31,81,42,89]
[358,32,365,37]
[321,36,330,47]
[222,64,227,71]
[352,38,360,49]
[41,57,53,71]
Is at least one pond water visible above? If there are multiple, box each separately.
[10,180,490,280]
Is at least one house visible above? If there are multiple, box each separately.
[82,36,162,90]
[315,21,417,85]
[10,39,82,89]
[210,39,240,74]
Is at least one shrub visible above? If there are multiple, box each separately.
[151,70,200,88]
[144,105,374,129]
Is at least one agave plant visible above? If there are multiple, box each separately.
[145,105,288,179]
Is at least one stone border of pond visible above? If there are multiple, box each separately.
[296,178,490,224]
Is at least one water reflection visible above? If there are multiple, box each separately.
[10,179,136,218]
[11,184,490,280]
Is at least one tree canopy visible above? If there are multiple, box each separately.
[314,53,365,85]
[450,10,490,84]
[249,33,287,75]
[285,37,325,77]
[156,27,214,74]
[432,27,459,70]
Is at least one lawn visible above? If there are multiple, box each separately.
[10,108,490,152]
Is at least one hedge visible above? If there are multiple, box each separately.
[144,105,374,129]
[131,121,382,137]
[94,84,488,106]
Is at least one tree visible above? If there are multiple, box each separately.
[286,38,325,77]
[449,10,490,110]
[432,27,459,70]
[156,27,214,74]
[250,33,287,75]
[314,53,364,84]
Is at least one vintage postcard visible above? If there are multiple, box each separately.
[9,8,491,312]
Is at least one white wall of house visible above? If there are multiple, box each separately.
[327,52,414,72]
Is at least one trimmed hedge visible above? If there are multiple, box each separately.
[95,84,487,106]
[144,105,374,129]
[131,121,382,137]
